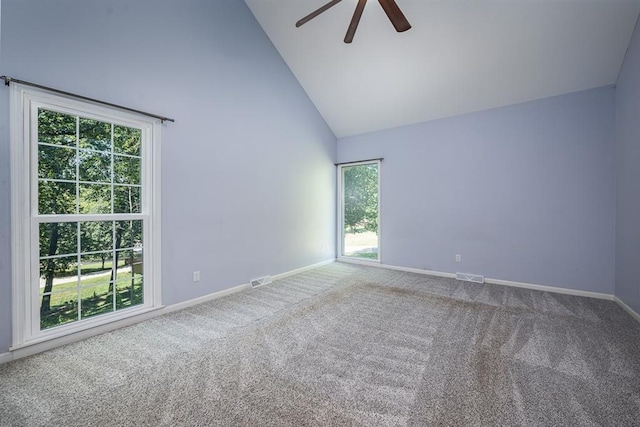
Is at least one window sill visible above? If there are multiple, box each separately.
[10,305,164,353]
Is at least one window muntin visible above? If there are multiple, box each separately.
[36,109,146,331]
[37,110,142,216]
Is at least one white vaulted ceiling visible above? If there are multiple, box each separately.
[244,0,640,138]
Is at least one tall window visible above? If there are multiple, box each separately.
[11,84,161,347]
[337,161,380,261]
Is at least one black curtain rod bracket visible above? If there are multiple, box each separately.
[1,76,175,123]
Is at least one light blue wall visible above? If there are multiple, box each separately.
[338,87,616,293]
[0,0,337,353]
[615,17,640,315]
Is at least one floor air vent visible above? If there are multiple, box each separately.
[250,275,272,288]
[456,272,485,284]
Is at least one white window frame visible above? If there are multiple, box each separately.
[10,83,162,349]
[337,160,381,263]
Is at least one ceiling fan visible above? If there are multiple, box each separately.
[296,0,411,44]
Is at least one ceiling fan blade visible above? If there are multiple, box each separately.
[344,0,368,44]
[296,0,343,27]
[377,0,411,32]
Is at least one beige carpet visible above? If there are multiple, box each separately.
[1,262,639,426]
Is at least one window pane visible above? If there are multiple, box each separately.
[39,255,79,330]
[113,154,141,185]
[81,289,114,319]
[38,145,76,180]
[81,289,114,320]
[116,276,143,309]
[39,222,78,258]
[114,249,139,280]
[114,248,143,309]
[342,163,379,260]
[39,255,78,296]
[80,221,113,253]
[114,125,141,156]
[79,252,114,277]
[39,255,78,290]
[38,181,76,215]
[116,220,143,250]
[40,290,79,330]
[39,281,78,298]
[79,184,111,214]
[114,186,141,213]
[38,109,76,147]
[79,118,111,151]
[78,149,111,183]
[79,253,114,320]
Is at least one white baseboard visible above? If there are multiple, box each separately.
[335,256,381,267]
[338,260,614,300]
[1,258,336,365]
[0,351,13,364]
[338,257,456,279]
[164,283,250,314]
[342,259,638,324]
[385,264,456,279]
[614,296,640,323]
[486,277,614,301]
[273,259,335,280]
[153,259,334,315]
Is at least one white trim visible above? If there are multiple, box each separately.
[0,259,335,364]
[337,255,381,265]
[167,259,336,314]
[10,82,29,348]
[378,161,382,262]
[150,121,162,308]
[273,258,335,280]
[338,257,455,278]
[614,296,640,323]
[164,283,251,314]
[9,305,164,352]
[486,277,614,300]
[9,306,164,359]
[35,213,143,223]
[337,260,614,300]
[0,352,13,365]
[9,303,164,351]
[336,165,343,257]
[383,264,455,279]
[337,160,381,261]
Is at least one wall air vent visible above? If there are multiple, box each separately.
[250,275,273,288]
[456,272,485,284]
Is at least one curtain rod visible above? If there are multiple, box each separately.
[335,158,383,166]
[1,76,175,123]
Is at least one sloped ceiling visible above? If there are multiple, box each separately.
[245,0,640,138]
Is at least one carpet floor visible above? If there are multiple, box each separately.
[1,262,639,426]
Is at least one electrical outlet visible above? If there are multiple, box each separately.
[455,254,462,263]
[193,271,200,282]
